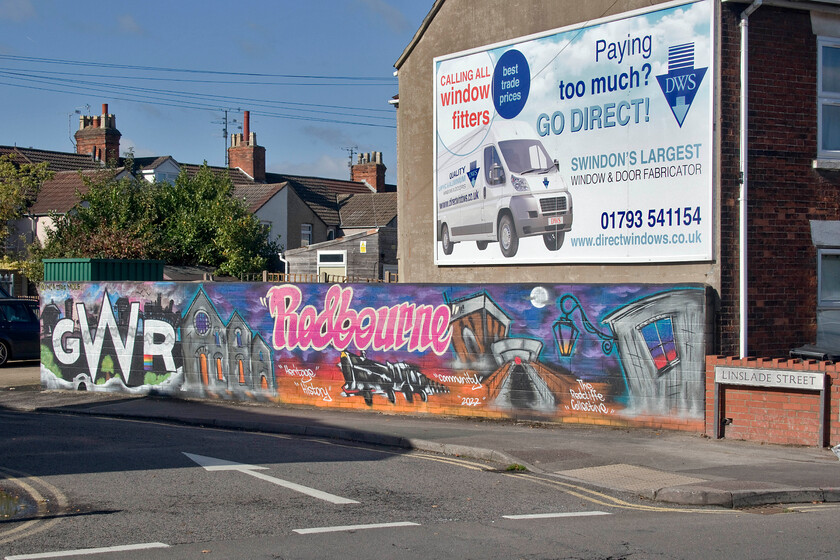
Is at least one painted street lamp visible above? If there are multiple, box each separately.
[553,293,616,357]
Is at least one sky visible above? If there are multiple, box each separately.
[0,0,434,185]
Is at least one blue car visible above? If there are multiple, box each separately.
[0,298,40,366]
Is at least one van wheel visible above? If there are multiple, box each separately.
[441,224,454,255]
[0,341,8,366]
[498,214,519,258]
[543,232,564,251]
[476,241,488,250]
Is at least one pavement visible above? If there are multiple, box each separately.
[1,361,839,509]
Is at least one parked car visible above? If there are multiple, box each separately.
[0,298,40,366]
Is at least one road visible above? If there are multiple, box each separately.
[1,408,839,560]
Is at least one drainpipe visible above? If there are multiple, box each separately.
[739,0,762,358]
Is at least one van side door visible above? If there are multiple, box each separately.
[482,145,506,235]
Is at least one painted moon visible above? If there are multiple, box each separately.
[529,286,549,308]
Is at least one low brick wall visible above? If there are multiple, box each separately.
[705,356,840,446]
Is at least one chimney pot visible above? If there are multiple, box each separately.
[102,103,108,116]
[243,111,250,142]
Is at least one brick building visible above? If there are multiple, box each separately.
[393,0,840,360]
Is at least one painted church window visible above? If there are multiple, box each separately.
[640,317,678,373]
[235,329,243,347]
[199,353,208,385]
[195,311,210,335]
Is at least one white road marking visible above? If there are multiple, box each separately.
[294,521,420,535]
[182,452,358,505]
[503,511,611,520]
[5,542,169,559]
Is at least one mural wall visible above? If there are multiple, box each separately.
[39,282,712,428]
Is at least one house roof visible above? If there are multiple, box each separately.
[0,146,104,172]
[173,162,288,213]
[232,182,287,213]
[284,229,379,256]
[29,168,123,215]
[133,155,177,171]
[338,192,398,228]
[268,173,373,227]
[4,144,387,228]
[178,162,257,189]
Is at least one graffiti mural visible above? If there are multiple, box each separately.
[39,282,711,427]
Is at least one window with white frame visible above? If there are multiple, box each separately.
[317,250,346,279]
[300,223,312,247]
[318,251,346,266]
[818,37,840,158]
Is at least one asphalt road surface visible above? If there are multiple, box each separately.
[1,409,839,560]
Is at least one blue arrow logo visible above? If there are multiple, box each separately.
[467,160,480,187]
[656,43,707,128]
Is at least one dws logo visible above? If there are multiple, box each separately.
[656,43,707,128]
[467,160,480,188]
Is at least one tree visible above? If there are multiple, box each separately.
[151,164,279,274]
[30,163,279,280]
[0,154,53,254]
[34,167,155,261]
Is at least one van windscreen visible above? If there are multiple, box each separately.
[498,139,554,174]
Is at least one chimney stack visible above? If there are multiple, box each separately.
[74,103,121,164]
[228,110,266,182]
[351,151,388,192]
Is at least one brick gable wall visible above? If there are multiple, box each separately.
[718,5,840,357]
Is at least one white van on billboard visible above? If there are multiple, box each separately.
[437,121,573,258]
[433,0,713,265]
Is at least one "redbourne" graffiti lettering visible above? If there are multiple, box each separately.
[266,284,452,355]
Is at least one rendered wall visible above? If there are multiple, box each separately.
[39,281,712,429]
[395,0,721,289]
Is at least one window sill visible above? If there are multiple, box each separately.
[812,158,840,170]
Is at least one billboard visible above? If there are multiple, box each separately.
[433,0,713,265]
